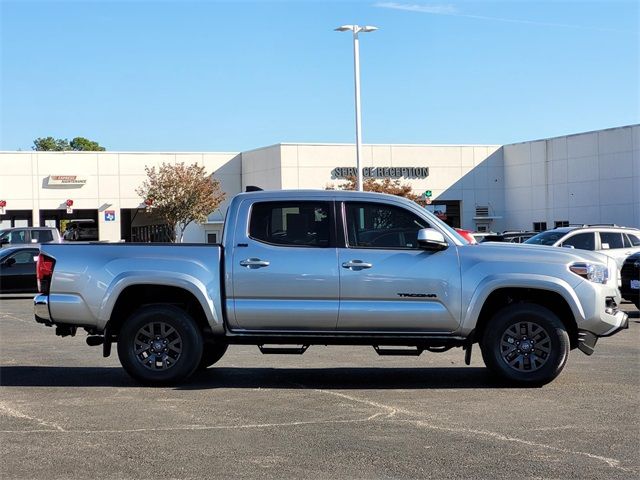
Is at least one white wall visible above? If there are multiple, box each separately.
[503,125,640,230]
[275,142,503,230]
[0,151,241,242]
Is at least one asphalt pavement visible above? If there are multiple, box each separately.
[1,297,638,479]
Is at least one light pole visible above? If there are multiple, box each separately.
[335,24,378,191]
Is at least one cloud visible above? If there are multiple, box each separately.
[374,1,633,34]
[375,2,458,15]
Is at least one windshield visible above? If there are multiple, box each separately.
[524,231,566,246]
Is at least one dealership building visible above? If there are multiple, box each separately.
[0,124,638,243]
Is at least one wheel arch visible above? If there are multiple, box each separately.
[472,287,579,349]
[107,284,213,339]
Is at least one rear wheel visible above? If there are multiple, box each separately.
[117,305,203,385]
[197,343,228,370]
[481,303,570,386]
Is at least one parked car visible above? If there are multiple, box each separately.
[480,231,537,244]
[33,190,628,386]
[455,228,477,244]
[471,232,498,243]
[0,246,40,293]
[0,227,61,247]
[63,221,98,241]
[620,252,640,309]
[524,225,640,270]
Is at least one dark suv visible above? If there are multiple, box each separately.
[620,253,640,309]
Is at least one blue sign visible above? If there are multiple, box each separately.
[104,210,116,222]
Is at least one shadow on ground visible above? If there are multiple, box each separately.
[0,365,522,389]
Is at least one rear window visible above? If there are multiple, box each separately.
[32,230,54,243]
[249,201,332,247]
[599,232,624,249]
[625,233,640,247]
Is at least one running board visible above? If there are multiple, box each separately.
[373,345,423,356]
[258,344,309,355]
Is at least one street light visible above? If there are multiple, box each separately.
[335,24,378,191]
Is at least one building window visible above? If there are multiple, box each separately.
[533,222,547,232]
[554,220,569,228]
[207,233,217,244]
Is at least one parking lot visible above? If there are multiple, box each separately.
[0,297,638,479]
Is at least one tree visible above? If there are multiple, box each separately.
[136,162,226,242]
[69,137,106,151]
[32,136,105,151]
[33,137,70,151]
[327,176,425,205]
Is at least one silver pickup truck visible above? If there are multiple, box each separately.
[33,190,629,386]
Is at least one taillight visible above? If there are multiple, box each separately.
[36,253,55,294]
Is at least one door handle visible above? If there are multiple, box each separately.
[342,260,373,270]
[239,258,270,268]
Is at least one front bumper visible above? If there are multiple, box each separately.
[577,308,629,355]
[34,294,53,326]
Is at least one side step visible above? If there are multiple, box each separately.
[373,345,423,356]
[258,344,309,355]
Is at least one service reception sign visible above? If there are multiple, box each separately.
[331,167,429,179]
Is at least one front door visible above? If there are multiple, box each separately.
[0,249,39,293]
[337,201,462,333]
[230,200,339,331]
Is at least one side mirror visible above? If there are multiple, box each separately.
[417,228,448,251]
[0,238,8,245]
[3,257,16,267]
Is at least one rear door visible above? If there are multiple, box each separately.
[229,199,339,331]
[337,200,462,333]
[599,231,637,269]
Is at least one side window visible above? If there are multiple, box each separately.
[599,232,623,250]
[626,234,640,247]
[10,230,28,244]
[11,250,38,264]
[345,202,430,249]
[249,201,332,247]
[562,232,595,250]
[32,230,54,243]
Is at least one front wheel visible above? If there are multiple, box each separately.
[117,305,203,386]
[480,303,570,386]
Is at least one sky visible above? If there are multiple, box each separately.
[1,0,638,152]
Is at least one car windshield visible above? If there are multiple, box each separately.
[524,231,567,246]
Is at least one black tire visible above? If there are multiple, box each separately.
[480,303,570,386]
[197,342,228,370]
[117,304,203,386]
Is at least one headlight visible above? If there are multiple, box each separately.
[569,262,609,284]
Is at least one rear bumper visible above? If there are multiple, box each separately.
[34,294,53,326]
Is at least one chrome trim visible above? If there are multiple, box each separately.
[34,294,51,323]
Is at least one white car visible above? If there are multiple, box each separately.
[524,225,640,270]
